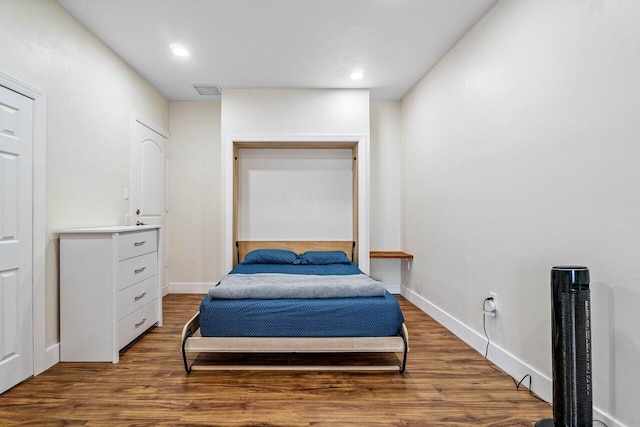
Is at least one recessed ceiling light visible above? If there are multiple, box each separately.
[170,43,189,57]
[350,70,364,80]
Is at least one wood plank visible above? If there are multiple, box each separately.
[191,365,400,372]
[0,294,552,426]
[352,145,359,265]
[236,240,354,263]
[234,141,357,149]
[232,143,239,258]
[184,335,406,353]
[370,251,414,259]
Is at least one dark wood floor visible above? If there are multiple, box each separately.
[0,294,551,426]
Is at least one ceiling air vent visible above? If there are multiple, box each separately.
[192,84,222,96]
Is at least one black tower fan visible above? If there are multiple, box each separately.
[536,266,592,427]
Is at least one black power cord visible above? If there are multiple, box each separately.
[481,298,546,402]
[481,298,609,427]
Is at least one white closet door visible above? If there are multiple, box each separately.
[130,118,168,287]
[0,85,33,394]
[131,122,167,227]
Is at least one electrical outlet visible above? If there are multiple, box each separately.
[489,292,497,309]
[484,292,497,316]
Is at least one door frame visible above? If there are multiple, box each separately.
[222,134,370,275]
[129,112,170,294]
[0,72,48,376]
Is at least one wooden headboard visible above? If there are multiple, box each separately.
[235,241,355,266]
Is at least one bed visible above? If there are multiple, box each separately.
[181,241,409,373]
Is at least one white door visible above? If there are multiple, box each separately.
[0,85,33,394]
[131,119,168,283]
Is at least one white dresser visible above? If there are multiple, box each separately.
[59,225,162,363]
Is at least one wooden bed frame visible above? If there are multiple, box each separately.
[235,240,356,265]
[181,241,409,373]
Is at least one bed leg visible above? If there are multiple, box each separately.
[400,339,408,374]
[182,329,193,374]
[399,327,408,374]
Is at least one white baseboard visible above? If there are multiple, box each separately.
[161,283,170,297]
[399,286,627,427]
[168,282,212,294]
[401,287,553,402]
[399,286,504,372]
[592,409,629,427]
[44,343,59,372]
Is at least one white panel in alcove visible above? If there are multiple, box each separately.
[238,149,352,240]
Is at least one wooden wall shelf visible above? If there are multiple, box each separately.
[370,251,413,259]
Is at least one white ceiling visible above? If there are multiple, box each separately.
[56,0,497,101]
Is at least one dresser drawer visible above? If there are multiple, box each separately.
[117,275,159,320]
[117,252,157,291]
[118,229,158,261]
[117,299,159,350]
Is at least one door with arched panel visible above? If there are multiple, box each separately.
[130,117,168,293]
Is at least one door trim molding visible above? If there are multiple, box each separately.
[0,72,49,375]
[131,111,169,139]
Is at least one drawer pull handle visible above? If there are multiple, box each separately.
[134,267,147,274]
[134,318,147,328]
[134,241,146,247]
[134,292,147,301]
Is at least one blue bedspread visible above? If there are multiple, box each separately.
[199,262,405,337]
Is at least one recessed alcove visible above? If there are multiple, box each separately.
[223,135,370,273]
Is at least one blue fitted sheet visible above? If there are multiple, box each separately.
[199,263,405,337]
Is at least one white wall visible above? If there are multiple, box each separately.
[168,95,404,293]
[221,89,370,271]
[222,89,370,136]
[167,102,221,290]
[370,101,402,251]
[168,92,407,292]
[369,101,403,289]
[0,0,169,349]
[401,1,639,425]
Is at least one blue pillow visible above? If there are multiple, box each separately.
[243,249,299,264]
[298,250,351,265]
